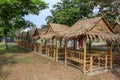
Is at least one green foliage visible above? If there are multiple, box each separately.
[0,0,47,34]
[95,0,120,25]
[0,0,47,49]
[46,0,95,26]
[46,0,120,26]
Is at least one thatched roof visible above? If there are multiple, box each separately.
[64,17,120,41]
[16,32,22,39]
[32,28,46,39]
[112,21,120,34]
[21,32,28,38]
[27,30,35,40]
[40,23,69,39]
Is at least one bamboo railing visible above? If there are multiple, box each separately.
[65,49,111,73]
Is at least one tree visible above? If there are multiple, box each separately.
[0,0,47,49]
[41,24,48,29]
[46,0,95,26]
[95,0,120,25]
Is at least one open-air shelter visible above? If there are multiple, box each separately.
[32,28,46,53]
[40,23,70,61]
[26,30,35,50]
[112,21,120,66]
[63,17,120,74]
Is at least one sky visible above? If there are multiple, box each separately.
[24,0,60,28]
[24,0,99,29]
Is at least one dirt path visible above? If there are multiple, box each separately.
[0,52,120,80]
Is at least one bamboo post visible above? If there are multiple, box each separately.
[48,47,49,56]
[39,42,41,54]
[41,40,43,54]
[56,39,58,62]
[54,50,56,61]
[60,39,62,49]
[34,43,36,52]
[110,43,113,69]
[65,40,67,66]
[90,56,93,73]
[105,55,108,69]
[45,40,48,55]
[83,37,87,74]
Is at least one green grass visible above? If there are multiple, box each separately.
[0,43,30,55]
[18,57,34,64]
[0,43,34,79]
[0,43,33,64]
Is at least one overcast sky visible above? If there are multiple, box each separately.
[24,0,60,28]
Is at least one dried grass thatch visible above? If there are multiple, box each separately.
[16,32,22,39]
[112,21,120,34]
[64,17,120,41]
[27,30,35,40]
[33,28,46,40]
[40,23,69,39]
[22,32,28,38]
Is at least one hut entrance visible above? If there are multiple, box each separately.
[63,17,120,74]
[46,38,65,61]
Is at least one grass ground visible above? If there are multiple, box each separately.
[0,43,120,80]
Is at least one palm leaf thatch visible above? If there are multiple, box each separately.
[40,23,69,39]
[64,17,120,41]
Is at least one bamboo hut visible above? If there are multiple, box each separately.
[18,31,28,48]
[22,31,28,48]
[32,28,46,53]
[112,21,120,34]
[16,32,22,47]
[63,17,120,74]
[112,21,120,66]
[26,30,35,50]
[40,23,70,61]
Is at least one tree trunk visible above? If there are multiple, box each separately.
[4,30,9,49]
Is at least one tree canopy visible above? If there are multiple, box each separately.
[95,0,120,25]
[0,0,47,49]
[46,0,95,26]
[46,0,120,26]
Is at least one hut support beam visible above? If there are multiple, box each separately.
[65,40,67,66]
[56,39,58,62]
[45,40,48,55]
[83,38,87,74]
[110,43,113,69]
[39,42,41,54]
[41,40,43,54]
[34,43,36,52]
